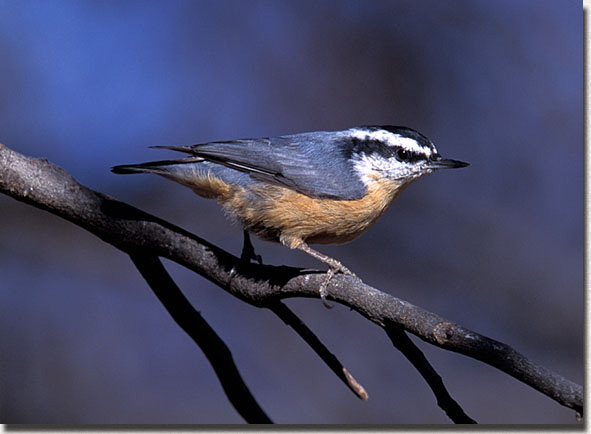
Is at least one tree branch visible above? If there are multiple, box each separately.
[386,323,476,423]
[129,252,272,423]
[0,143,583,419]
[266,300,368,401]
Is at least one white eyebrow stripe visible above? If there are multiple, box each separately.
[348,129,434,157]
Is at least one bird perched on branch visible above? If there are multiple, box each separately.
[112,126,468,307]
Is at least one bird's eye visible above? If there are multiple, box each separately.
[396,148,411,162]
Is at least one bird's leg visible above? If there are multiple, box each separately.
[240,230,263,264]
[295,241,357,309]
[296,241,355,276]
[317,267,336,309]
[229,231,263,281]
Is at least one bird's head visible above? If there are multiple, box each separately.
[342,126,469,187]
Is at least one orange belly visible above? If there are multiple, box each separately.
[182,171,406,247]
[221,179,406,247]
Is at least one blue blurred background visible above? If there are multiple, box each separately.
[0,0,582,424]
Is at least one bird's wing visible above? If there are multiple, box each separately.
[154,133,367,200]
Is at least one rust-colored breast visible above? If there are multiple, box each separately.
[182,170,408,248]
[222,179,407,247]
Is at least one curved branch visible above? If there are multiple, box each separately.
[130,252,272,423]
[386,323,476,423]
[0,144,583,417]
[267,301,368,400]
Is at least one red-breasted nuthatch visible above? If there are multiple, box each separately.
[112,126,468,307]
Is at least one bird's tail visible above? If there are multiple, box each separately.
[111,157,203,175]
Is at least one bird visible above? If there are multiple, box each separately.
[112,126,469,307]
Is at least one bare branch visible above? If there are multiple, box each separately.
[386,323,476,423]
[0,143,583,418]
[266,300,368,400]
[129,252,272,423]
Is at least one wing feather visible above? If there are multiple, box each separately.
[156,132,367,200]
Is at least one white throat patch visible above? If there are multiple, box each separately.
[350,152,431,187]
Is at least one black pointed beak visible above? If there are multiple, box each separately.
[428,157,470,169]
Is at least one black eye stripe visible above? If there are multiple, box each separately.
[393,147,427,163]
[342,137,393,159]
[342,132,434,163]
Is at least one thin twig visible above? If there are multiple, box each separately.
[267,300,369,400]
[386,323,477,423]
[130,252,273,424]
